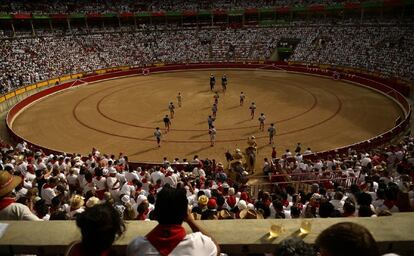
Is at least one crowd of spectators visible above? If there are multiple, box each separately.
[0,0,361,13]
[1,23,413,93]
[0,131,413,254]
[0,131,412,223]
[290,25,414,82]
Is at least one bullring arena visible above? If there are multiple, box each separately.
[1,1,414,255]
[8,65,404,163]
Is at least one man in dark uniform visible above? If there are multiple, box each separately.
[210,74,215,91]
[221,74,227,92]
[207,115,215,129]
[163,115,171,133]
[294,143,301,154]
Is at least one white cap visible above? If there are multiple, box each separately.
[237,200,247,210]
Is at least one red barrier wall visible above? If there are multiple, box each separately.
[6,62,411,167]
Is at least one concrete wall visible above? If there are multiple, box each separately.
[0,212,413,255]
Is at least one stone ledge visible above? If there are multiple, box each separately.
[0,212,413,255]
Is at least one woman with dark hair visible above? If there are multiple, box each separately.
[315,222,379,256]
[65,203,125,256]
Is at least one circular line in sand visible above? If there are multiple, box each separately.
[71,85,342,144]
[94,79,319,131]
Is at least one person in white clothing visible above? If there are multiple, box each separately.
[150,168,165,185]
[107,169,121,201]
[125,169,140,183]
[258,113,266,131]
[209,126,217,147]
[127,186,219,256]
[177,92,183,107]
[192,167,206,178]
[41,176,58,205]
[0,171,40,220]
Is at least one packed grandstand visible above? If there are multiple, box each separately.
[0,1,413,255]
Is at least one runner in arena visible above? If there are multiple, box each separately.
[177,92,182,107]
[212,103,218,118]
[163,115,171,133]
[240,92,246,106]
[258,113,266,131]
[209,125,217,146]
[249,102,256,119]
[168,102,175,119]
[221,74,227,92]
[268,123,276,144]
[214,92,220,105]
[210,74,215,91]
[208,115,215,129]
[154,127,162,147]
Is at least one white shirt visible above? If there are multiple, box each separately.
[0,202,40,221]
[127,231,217,256]
[93,176,107,190]
[125,172,140,183]
[361,157,372,167]
[120,182,136,197]
[151,171,165,184]
[193,167,206,178]
[41,185,56,205]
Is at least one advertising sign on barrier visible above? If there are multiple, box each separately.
[37,81,49,87]
[95,69,107,74]
[48,79,59,85]
[5,92,15,100]
[71,73,83,79]
[25,84,37,91]
[15,88,26,95]
[59,75,72,82]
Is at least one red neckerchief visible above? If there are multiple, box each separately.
[384,199,395,209]
[68,242,111,256]
[282,199,289,208]
[0,197,15,211]
[42,183,55,190]
[146,224,186,256]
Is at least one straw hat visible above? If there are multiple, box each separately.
[0,171,22,197]
[85,197,100,208]
[70,195,85,210]
[218,209,234,220]
[198,195,209,206]
[239,209,264,219]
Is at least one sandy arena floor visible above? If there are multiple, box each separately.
[10,69,403,163]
